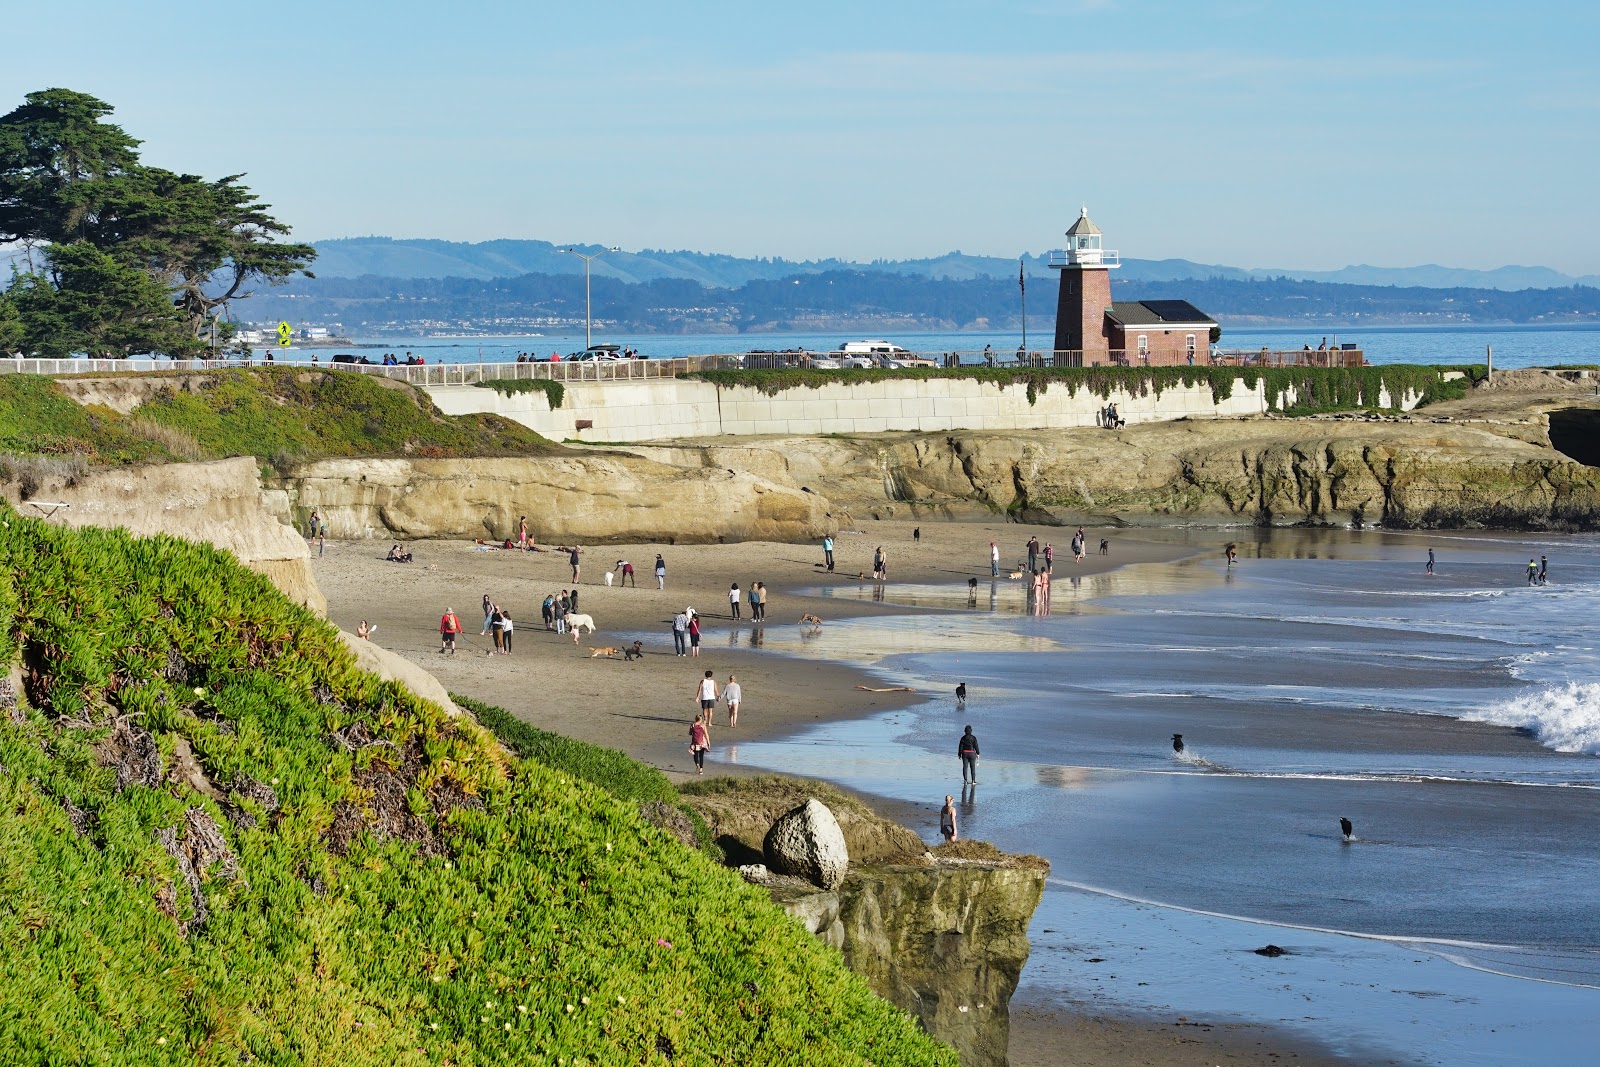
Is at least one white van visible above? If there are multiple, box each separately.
[836,340,920,368]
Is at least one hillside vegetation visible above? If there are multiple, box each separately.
[0,508,952,1065]
[0,369,557,473]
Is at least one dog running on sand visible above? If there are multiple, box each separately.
[623,641,645,661]
[800,613,824,626]
[589,646,623,658]
[566,613,597,642]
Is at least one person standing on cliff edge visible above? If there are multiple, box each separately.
[958,726,980,784]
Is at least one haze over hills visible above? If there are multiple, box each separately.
[307,237,1600,292]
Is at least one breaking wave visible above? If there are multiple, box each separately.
[1465,683,1600,756]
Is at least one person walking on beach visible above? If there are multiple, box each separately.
[1426,548,1435,576]
[542,593,555,630]
[438,607,461,654]
[755,582,768,620]
[940,794,958,842]
[672,608,689,656]
[569,545,582,584]
[873,546,887,581]
[689,714,710,774]
[729,582,742,619]
[695,670,719,725]
[1540,555,1549,585]
[497,609,514,654]
[1528,558,1539,586]
[958,725,980,783]
[688,612,702,656]
[489,606,504,653]
[990,541,1000,578]
[724,674,742,727]
[307,510,320,541]
[1044,542,1054,573]
[1026,536,1039,574]
[518,515,529,550]
[823,534,835,572]
[1226,543,1238,566]
[655,554,667,590]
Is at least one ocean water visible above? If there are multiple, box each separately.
[288,323,1600,369]
[722,528,1600,1065]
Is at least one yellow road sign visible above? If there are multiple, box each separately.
[277,321,292,347]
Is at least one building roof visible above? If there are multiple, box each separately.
[1065,207,1101,237]
[1106,300,1217,327]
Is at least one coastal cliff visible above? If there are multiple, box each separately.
[284,455,840,543]
[629,394,1600,529]
[0,456,325,613]
[682,777,1048,1067]
[779,861,1046,1067]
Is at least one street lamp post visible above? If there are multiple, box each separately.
[559,246,620,350]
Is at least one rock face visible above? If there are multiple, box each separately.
[0,457,325,613]
[764,798,850,889]
[631,405,1600,529]
[780,860,1047,1067]
[285,455,840,543]
[336,632,459,715]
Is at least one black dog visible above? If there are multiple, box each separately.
[955,682,967,703]
[968,577,979,590]
[1172,733,1184,755]
[623,641,645,662]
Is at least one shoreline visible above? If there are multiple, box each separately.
[313,519,1365,1066]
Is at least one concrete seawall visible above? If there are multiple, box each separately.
[426,377,1422,442]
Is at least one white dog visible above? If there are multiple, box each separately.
[604,571,613,587]
[566,613,597,642]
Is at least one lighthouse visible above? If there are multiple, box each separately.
[1049,208,1119,362]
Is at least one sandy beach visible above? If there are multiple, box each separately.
[313,519,1363,1066]
[313,519,1189,780]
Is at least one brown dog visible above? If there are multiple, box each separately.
[589,646,622,658]
[800,613,824,625]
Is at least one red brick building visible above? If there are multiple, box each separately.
[1049,209,1217,366]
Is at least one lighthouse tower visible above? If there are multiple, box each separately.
[1049,208,1119,363]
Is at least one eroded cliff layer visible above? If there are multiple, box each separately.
[286,455,841,543]
[630,404,1600,529]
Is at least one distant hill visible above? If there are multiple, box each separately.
[240,267,1600,333]
[306,237,1600,291]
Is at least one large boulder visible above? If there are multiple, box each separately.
[764,798,849,889]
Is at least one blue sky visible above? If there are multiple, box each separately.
[8,2,1599,272]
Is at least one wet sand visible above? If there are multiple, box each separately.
[314,519,1361,1065]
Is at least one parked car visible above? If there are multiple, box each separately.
[568,344,626,362]
[802,354,842,370]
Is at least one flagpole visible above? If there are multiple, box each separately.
[1019,258,1027,357]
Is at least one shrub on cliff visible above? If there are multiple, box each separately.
[0,369,559,470]
[0,507,953,1066]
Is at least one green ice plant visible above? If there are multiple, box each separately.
[0,505,953,1066]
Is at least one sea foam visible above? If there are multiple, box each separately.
[1467,683,1600,756]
